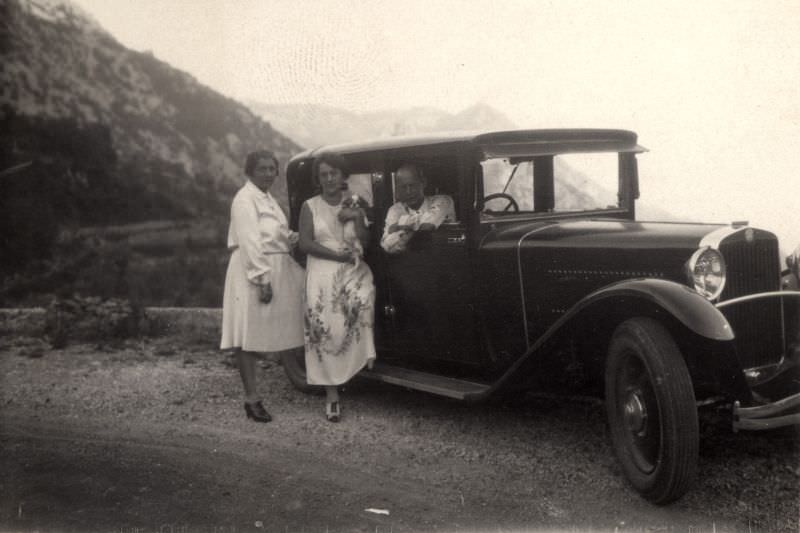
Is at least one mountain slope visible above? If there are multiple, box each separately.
[243,103,378,150]
[0,0,303,306]
[246,101,516,148]
[431,103,516,132]
[1,0,301,215]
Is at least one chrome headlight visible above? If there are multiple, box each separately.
[687,247,726,300]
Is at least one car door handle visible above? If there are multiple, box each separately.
[447,234,466,244]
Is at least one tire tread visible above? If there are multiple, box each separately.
[606,317,698,504]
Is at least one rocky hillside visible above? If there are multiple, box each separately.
[1,0,301,214]
[0,0,303,306]
[245,101,517,148]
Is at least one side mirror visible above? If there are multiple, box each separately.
[787,245,800,277]
[619,153,640,204]
[629,154,640,200]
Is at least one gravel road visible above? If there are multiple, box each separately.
[1,335,798,532]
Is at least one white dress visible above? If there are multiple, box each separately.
[303,195,376,385]
[220,180,305,352]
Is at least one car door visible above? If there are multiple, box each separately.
[378,161,481,366]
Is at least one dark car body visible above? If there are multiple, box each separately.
[284,129,800,503]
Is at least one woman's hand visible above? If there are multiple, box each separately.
[337,207,362,223]
[259,282,273,304]
[287,230,299,248]
[338,247,356,264]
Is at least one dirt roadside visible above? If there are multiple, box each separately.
[1,335,798,532]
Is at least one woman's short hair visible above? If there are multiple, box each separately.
[244,150,279,177]
[313,152,350,183]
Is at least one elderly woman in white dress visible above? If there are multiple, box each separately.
[298,152,376,422]
[221,150,305,423]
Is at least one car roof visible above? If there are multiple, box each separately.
[290,129,647,162]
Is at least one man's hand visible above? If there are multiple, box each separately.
[389,224,416,233]
[259,282,273,304]
[387,223,409,233]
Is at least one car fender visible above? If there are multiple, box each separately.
[514,279,734,354]
[479,278,746,402]
[563,279,752,403]
[575,278,734,341]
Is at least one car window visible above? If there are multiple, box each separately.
[481,152,620,215]
[554,153,619,211]
[346,173,375,206]
[482,159,534,211]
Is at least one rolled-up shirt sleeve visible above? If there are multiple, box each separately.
[230,194,272,285]
[380,203,404,250]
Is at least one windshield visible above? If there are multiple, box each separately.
[481,152,621,215]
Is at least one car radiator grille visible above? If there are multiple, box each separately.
[719,237,783,369]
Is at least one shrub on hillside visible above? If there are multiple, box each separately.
[44,295,146,348]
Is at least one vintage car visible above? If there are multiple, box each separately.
[281,129,800,504]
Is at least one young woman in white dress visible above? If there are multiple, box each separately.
[298,152,376,422]
[221,150,305,422]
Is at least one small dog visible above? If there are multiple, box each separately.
[340,194,369,265]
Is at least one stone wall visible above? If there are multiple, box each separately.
[0,307,222,341]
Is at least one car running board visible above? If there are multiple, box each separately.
[359,362,491,401]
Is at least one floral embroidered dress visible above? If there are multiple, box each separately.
[304,195,376,385]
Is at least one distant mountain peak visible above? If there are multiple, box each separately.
[247,102,517,149]
[462,102,499,112]
[440,103,516,131]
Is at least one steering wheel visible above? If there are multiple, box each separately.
[483,193,520,213]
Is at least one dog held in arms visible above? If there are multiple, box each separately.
[339,194,369,266]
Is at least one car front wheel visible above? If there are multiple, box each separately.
[605,317,699,504]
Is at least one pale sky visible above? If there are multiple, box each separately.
[71,0,800,256]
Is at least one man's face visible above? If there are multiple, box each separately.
[395,167,425,209]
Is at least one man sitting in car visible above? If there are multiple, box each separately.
[380,163,456,253]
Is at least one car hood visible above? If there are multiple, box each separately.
[479,218,734,288]
[481,218,726,252]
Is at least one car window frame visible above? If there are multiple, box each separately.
[474,151,638,223]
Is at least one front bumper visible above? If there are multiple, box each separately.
[733,393,800,431]
[717,290,800,431]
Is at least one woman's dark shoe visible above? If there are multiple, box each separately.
[244,401,272,423]
[326,401,341,423]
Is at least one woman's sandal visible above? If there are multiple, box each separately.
[326,401,341,423]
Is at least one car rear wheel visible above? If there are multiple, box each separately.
[280,349,323,395]
[605,317,698,504]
